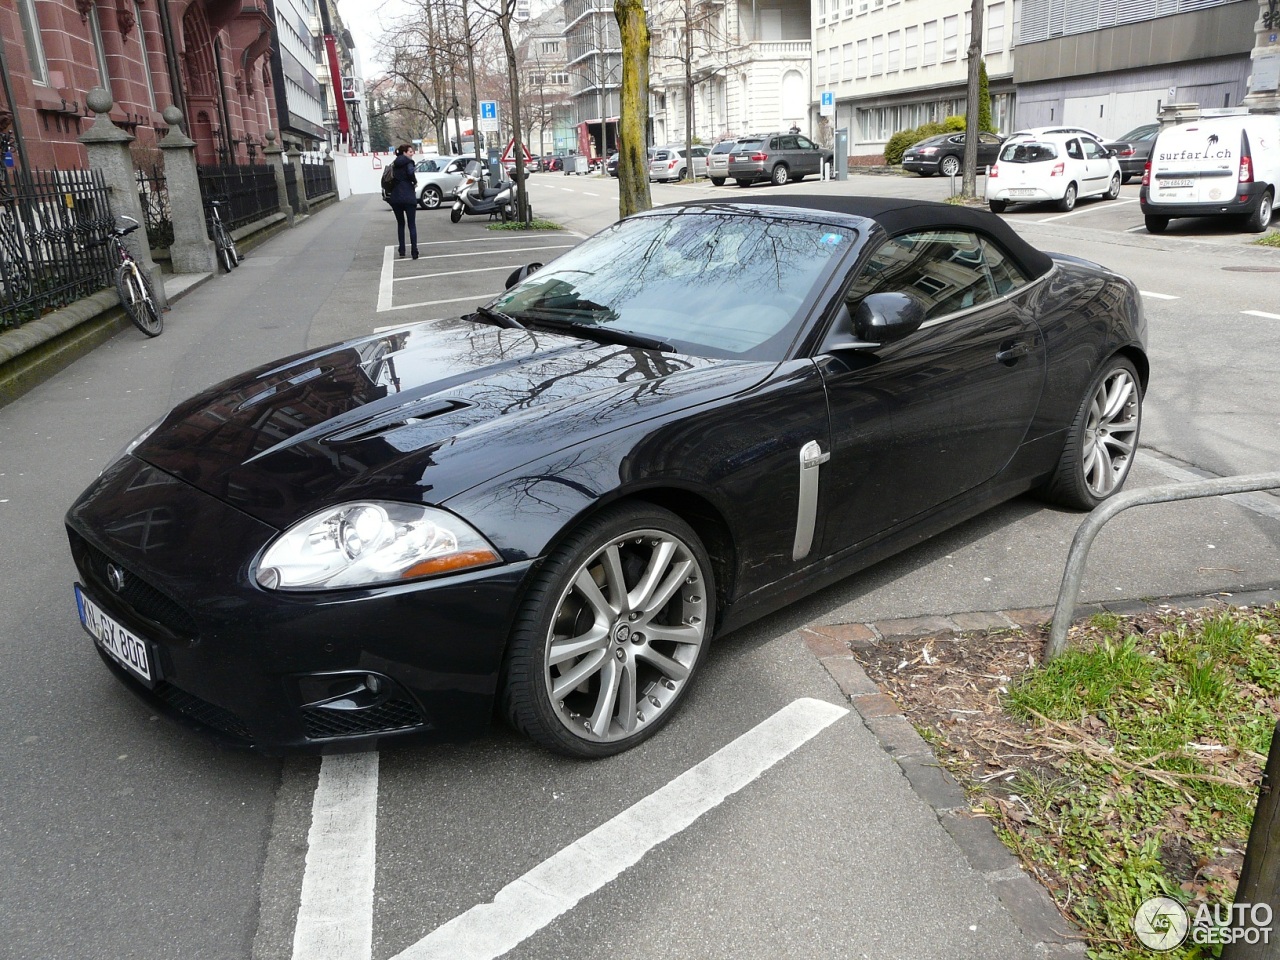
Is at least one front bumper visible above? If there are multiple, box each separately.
[66,456,532,752]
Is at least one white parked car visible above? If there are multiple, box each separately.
[1006,125,1107,144]
[648,144,711,182]
[986,133,1122,213]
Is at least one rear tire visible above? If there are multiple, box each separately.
[1121,173,1134,184]
[771,164,790,186]
[1245,191,1273,233]
[710,177,725,186]
[939,155,960,177]
[218,242,235,274]
[736,179,752,188]
[116,263,163,337]
[1057,183,1078,212]
[1144,215,1169,234]
[1038,356,1142,510]
[1105,172,1121,200]
[988,199,1008,213]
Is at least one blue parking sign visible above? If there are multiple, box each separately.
[480,101,498,120]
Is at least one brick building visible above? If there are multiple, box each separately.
[1,0,280,170]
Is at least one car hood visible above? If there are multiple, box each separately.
[134,317,761,529]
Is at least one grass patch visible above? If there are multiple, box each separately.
[486,218,564,231]
[851,605,1280,959]
[1252,230,1280,248]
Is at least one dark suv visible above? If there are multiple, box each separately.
[728,133,832,187]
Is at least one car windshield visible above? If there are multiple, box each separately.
[489,210,857,360]
[1000,140,1058,163]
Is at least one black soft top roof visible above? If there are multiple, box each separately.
[664,194,1055,281]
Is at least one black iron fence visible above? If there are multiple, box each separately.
[1,166,116,331]
[135,163,173,250]
[196,162,279,231]
[284,167,299,212]
[301,159,334,200]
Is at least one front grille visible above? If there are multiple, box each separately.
[70,531,199,637]
[302,697,425,740]
[154,681,253,743]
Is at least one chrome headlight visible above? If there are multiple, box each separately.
[254,501,501,591]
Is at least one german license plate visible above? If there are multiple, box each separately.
[1160,179,1194,188]
[1009,189,1037,197]
[75,584,154,687]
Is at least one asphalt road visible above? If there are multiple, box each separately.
[1,174,1277,960]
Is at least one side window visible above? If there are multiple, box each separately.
[777,136,798,150]
[797,136,817,151]
[980,132,1001,145]
[846,229,1024,321]
[1066,139,1084,160]
[1082,138,1104,159]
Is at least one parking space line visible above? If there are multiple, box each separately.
[1140,291,1180,300]
[292,752,379,960]
[1243,309,1280,320]
[392,698,848,960]
[399,265,523,283]
[412,244,575,262]
[1136,452,1280,522]
[380,293,493,313]
[1035,197,1138,224]
[378,246,396,312]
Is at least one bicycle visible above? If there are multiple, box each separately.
[208,199,241,273]
[101,215,163,337]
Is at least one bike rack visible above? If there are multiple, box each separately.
[1046,471,1280,661]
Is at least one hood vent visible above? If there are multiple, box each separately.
[324,398,471,444]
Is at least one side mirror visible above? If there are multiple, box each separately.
[852,292,927,344]
[504,262,543,289]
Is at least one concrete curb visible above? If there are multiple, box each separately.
[798,586,1280,959]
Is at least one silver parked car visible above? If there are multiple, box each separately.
[416,155,468,210]
[706,139,742,185]
[648,144,711,182]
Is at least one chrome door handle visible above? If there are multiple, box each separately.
[996,341,1030,364]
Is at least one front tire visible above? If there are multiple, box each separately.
[501,503,715,758]
[1057,183,1078,212]
[450,207,462,224]
[218,241,235,274]
[939,155,960,177]
[420,185,443,210]
[1039,356,1142,510]
[736,179,752,187]
[116,263,163,337]
[771,164,790,186]
[710,177,725,186]
[1145,215,1169,234]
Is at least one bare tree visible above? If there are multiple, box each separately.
[615,0,652,217]
[653,0,725,181]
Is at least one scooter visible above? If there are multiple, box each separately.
[450,162,522,223]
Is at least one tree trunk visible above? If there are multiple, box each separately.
[961,0,984,198]
[615,0,652,218]
[499,5,530,223]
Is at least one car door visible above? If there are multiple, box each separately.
[796,136,822,175]
[978,132,1003,167]
[441,158,468,197]
[692,146,710,177]
[1080,137,1113,195]
[813,228,1046,555]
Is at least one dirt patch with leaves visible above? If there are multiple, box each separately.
[851,603,1280,960]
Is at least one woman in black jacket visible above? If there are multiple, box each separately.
[389,143,419,259]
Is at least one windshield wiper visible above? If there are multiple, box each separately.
[472,305,525,330]
[523,316,674,352]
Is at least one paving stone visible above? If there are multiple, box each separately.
[990,873,1079,945]
[805,622,878,645]
[850,692,903,719]
[819,656,880,698]
[874,615,958,639]
[894,754,967,812]
[798,628,851,659]
[939,810,1022,874]
[863,713,933,759]
[1099,598,1156,617]
[949,610,1016,632]
[1002,606,1056,629]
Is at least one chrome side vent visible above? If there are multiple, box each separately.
[324,398,470,443]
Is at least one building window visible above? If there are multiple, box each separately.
[831,45,842,82]
[17,0,48,85]
[843,42,854,80]
[541,40,560,54]
[942,15,958,62]
[817,48,827,84]
[987,2,1005,52]
[871,35,884,76]
[135,1,157,110]
[856,39,868,77]
[88,6,112,90]
[887,30,900,73]
[922,20,937,66]
[845,0,855,17]
[904,25,918,69]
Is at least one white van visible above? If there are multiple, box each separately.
[1140,114,1280,233]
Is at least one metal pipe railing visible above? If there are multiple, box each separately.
[1046,472,1280,660]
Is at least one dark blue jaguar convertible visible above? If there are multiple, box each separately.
[67,197,1146,757]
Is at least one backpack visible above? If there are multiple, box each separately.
[381,162,397,194]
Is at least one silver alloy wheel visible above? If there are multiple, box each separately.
[1106,172,1121,199]
[421,186,442,209]
[1081,367,1140,498]
[940,155,960,177]
[543,529,708,743]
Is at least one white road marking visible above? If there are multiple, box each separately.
[292,752,379,960]
[1136,452,1280,522]
[399,265,524,283]
[583,192,599,197]
[378,246,396,312]
[1035,197,1138,224]
[380,294,494,312]
[1140,291,1179,300]
[392,697,848,960]
[411,244,575,263]
[1242,309,1280,320]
